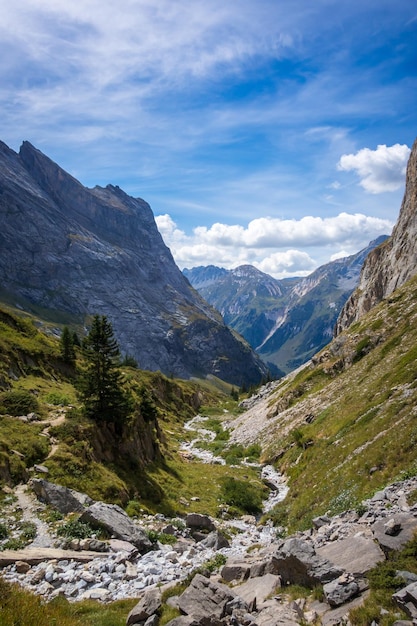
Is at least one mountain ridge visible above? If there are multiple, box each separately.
[0,140,268,386]
[184,236,387,375]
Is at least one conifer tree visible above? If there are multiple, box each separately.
[60,326,76,365]
[77,315,131,426]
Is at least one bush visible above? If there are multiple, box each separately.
[0,523,8,539]
[0,390,39,416]
[220,476,263,514]
[57,519,93,540]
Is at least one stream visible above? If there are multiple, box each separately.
[180,414,289,514]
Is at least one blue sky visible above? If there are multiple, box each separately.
[1,0,416,278]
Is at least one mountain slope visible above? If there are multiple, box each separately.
[0,140,268,386]
[184,238,386,375]
[337,136,417,333]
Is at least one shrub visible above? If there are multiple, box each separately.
[57,519,93,540]
[0,522,8,539]
[220,476,263,514]
[44,392,71,406]
[0,390,39,416]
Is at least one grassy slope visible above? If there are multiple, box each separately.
[0,303,264,517]
[257,273,417,531]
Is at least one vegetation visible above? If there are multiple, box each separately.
[348,533,417,625]
[260,274,417,532]
[0,577,136,626]
[77,315,132,428]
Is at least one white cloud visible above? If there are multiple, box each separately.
[156,212,393,278]
[338,144,410,193]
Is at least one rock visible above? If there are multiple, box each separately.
[31,479,93,514]
[384,518,402,535]
[185,514,216,532]
[372,514,417,553]
[254,602,301,625]
[221,559,251,582]
[79,502,152,553]
[393,582,417,619]
[15,561,31,574]
[312,515,331,529]
[199,531,230,550]
[126,588,162,625]
[81,588,112,601]
[178,573,237,620]
[163,618,200,626]
[323,573,360,607]
[316,536,385,576]
[109,539,139,556]
[233,573,281,605]
[273,538,344,586]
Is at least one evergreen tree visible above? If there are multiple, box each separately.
[60,326,76,365]
[77,315,132,426]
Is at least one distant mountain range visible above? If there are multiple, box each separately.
[0,140,268,386]
[183,236,387,375]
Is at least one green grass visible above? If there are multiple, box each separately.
[261,274,417,532]
[0,577,137,626]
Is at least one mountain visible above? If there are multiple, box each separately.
[184,237,387,375]
[336,136,417,333]
[0,140,268,386]
[226,136,417,532]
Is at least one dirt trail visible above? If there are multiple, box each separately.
[14,484,55,548]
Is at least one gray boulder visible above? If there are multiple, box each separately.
[317,536,384,576]
[178,573,237,620]
[393,582,417,620]
[273,538,344,586]
[31,478,93,514]
[185,513,216,532]
[199,530,230,550]
[372,514,417,553]
[323,573,360,607]
[79,502,152,553]
[233,573,281,606]
[126,589,162,625]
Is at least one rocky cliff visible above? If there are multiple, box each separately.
[336,137,417,333]
[0,140,268,386]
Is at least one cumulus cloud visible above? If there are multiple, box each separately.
[156,212,393,279]
[338,144,410,193]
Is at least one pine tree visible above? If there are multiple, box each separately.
[77,315,132,426]
[60,326,76,365]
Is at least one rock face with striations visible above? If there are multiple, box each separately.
[0,140,268,386]
[336,137,417,334]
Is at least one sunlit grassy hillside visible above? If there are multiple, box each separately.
[249,273,417,532]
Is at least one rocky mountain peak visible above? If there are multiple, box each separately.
[0,140,268,386]
[336,137,417,334]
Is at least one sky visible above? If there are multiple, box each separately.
[1,1,416,278]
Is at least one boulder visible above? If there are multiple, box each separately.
[316,536,384,576]
[323,573,360,607]
[178,573,237,620]
[31,479,93,514]
[199,531,230,550]
[273,538,344,586]
[185,514,216,532]
[233,573,281,606]
[127,589,162,625]
[79,502,152,553]
[221,559,251,582]
[372,514,417,553]
[393,582,417,620]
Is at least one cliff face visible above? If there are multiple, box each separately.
[0,140,268,386]
[336,137,417,334]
